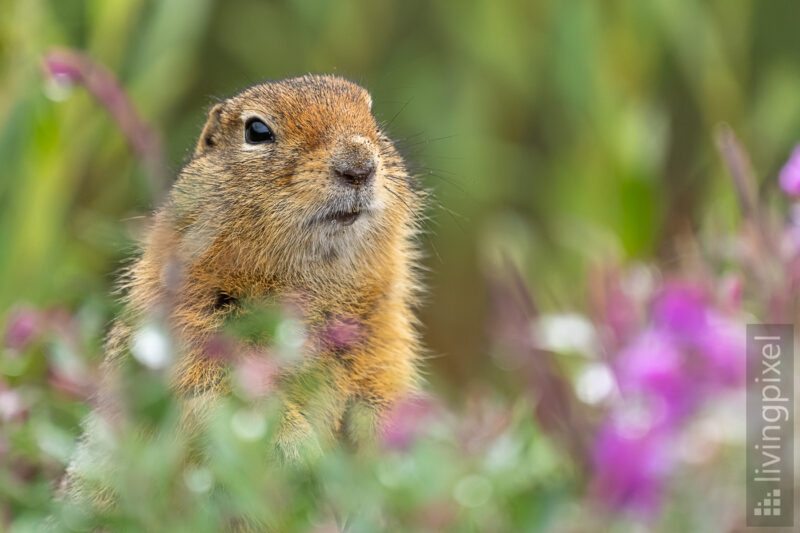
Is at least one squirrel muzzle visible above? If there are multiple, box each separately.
[332,135,378,189]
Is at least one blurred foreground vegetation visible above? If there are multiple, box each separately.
[2,0,800,531]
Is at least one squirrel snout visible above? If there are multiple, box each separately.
[332,137,377,188]
[335,160,375,187]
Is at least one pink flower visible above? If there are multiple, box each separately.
[689,315,745,387]
[779,144,800,196]
[4,308,41,351]
[381,394,438,451]
[0,387,27,423]
[42,49,166,193]
[234,353,280,400]
[591,419,674,515]
[592,279,745,515]
[615,328,696,425]
[651,283,709,341]
[319,316,363,350]
[202,335,236,362]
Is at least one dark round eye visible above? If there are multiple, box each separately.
[245,118,275,144]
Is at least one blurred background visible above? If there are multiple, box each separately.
[2,0,800,531]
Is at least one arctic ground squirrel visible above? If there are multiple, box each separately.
[63,75,425,508]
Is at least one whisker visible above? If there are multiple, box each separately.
[382,98,413,130]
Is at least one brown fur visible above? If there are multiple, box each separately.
[64,75,424,504]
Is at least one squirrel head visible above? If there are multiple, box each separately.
[166,75,420,278]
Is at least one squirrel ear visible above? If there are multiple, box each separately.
[195,102,225,156]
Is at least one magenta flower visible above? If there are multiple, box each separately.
[591,419,673,515]
[593,279,745,515]
[381,394,438,451]
[779,144,800,196]
[615,328,696,425]
[599,328,696,515]
[4,308,41,351]
[651,282,745,388]
[42,49,166,194]
[651,283,709,341]
[319,316,363,351]
[689,314,745,387]
[202,335,236,362]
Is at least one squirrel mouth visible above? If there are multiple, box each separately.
[328,209,362,226]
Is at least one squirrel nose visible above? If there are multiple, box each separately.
[334,159,376,187]
[333,136,377,188]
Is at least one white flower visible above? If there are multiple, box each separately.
[533,313,598,356]
[575,362,617,405]
[131,323,172,370]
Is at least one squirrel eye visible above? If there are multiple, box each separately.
[245,118,275,144]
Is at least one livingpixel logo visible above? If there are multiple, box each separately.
[752,488,782,518]
[746,325,794,527]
